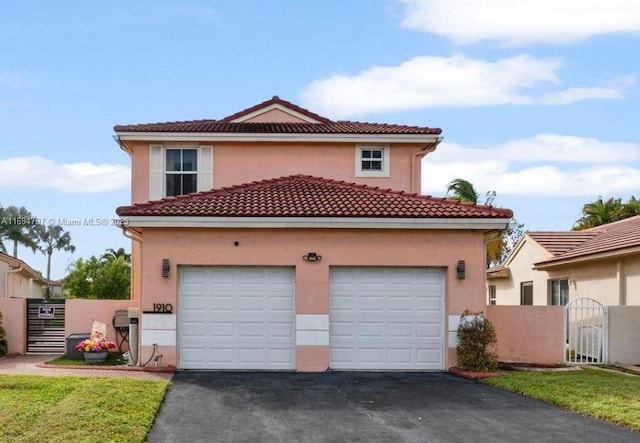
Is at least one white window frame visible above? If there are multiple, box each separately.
[355,144,389,178]
[488,285,497,305]
[547,278,569,306]
[149,145,213,200]
[165,147,199,197]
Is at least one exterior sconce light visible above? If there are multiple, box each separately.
[162,259,170,278]
[303,252,322,262]
[456,260,465,279]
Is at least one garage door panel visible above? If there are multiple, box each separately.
[330,267,444,370]
[178,267,294,370]
[209,296,235,311]
[360,296,383,311]
[269,296,293,311]
[181,322,207,337]
[417,322,443,338]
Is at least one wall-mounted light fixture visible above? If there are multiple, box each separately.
[456,260,466,279]
[303,252,322,262]
[162,259,170,278]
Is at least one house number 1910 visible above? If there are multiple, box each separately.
[153,303,173,313]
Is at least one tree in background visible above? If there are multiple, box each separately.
[101,247,131,262]
[445,178,523,267]
[36,224,76,297]
[63,250,130,300]
[573,196,640,230]
[0,205,39,257]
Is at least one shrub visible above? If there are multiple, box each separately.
[0,310,7,357]
[456,309,497,371]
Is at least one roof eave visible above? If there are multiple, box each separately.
[117,216,511,230]
[533,246,640,270]
[113,132,442,144]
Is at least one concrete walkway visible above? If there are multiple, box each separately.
[0,354,173,381]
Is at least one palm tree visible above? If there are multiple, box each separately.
[573,197,625,230]
[444,178,522,267]
[101,247,131,262]
[36,224,76,298]
[0,206,39,257]
[446,178,479,204]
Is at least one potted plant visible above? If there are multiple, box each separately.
[75,336,116,364]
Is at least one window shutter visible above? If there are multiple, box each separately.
[149,145,164,200]
[198,146,213,192]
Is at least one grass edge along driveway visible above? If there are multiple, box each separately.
[0,374,168,442]
[483,368,640,432]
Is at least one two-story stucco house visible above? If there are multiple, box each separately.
[114,96,512,371]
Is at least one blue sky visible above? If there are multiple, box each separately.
[1,0,638,279]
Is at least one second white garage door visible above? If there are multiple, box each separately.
[330,267,445,370]
[178,267,295,370]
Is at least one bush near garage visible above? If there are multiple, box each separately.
[0,310,7,356]
[456,310,498,371]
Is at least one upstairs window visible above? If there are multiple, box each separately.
[166,148,198,197]
[548,279,569,306]
[149,145,213,200]
[355,145,389,178]
[361,149,383,171]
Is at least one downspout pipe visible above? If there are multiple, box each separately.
[411,137,443,194]
[120,226,142,366]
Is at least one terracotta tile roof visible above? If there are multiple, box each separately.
[533,216,640,266]
[113,96,442,135]
[527,231,599,256]
[116,175,512,219]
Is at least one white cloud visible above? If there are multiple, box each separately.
[300,55,623,118]
[0,156,130,193]
[421,135,640,197]
[399,0,640,45]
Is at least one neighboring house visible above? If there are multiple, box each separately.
[114,96,512,371]
[487,215,640,307]
[0,252,46,298]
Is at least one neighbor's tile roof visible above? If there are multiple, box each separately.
[113,96,442,135]
[527,231,600,256]
[533,215,640,266]
[116,175,512,219]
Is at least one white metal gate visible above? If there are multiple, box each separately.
[564,298,607,364]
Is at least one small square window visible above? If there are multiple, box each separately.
[356,146,389,177]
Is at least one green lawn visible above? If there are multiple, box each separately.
[484,368,640,431]
[47,352,127,366]
[0,375,169,442]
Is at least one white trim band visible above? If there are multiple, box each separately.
[119,216,511,230]
[115,132,442,144]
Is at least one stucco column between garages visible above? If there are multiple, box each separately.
[295,261,330,371]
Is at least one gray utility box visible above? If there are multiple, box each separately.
[66,333,91,359]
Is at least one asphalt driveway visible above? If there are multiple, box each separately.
[148,372,639,443]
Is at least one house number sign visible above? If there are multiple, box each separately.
[152,303,173,313]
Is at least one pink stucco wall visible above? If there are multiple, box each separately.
[126,141,430,204]
[137,227,487,369]
[65,299,139,344]
[0,298,26,355]
[486,306,564,364]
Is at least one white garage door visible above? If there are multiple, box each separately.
[178,267,295,370]
[330,267,444,370]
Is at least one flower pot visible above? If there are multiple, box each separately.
[83,351,108,364]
